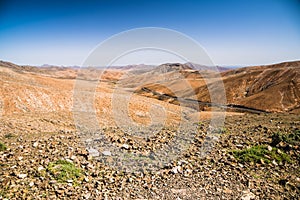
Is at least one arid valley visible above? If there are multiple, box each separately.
[0,60,299,199]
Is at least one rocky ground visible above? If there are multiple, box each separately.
[0,113,299,199]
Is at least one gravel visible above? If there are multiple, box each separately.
[0,113,299,199]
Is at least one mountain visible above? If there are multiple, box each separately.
[1,60,299,114]
[185,62,231,72]
[135,61,300,113]
[222,61,300,112]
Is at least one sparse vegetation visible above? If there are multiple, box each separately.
[47,160,82,183]
[0,189,8,198]
[219,127,229,134]
[0,142,7,151]
[0,58,300,198]
[4,133,15,139]
[198,121,204,126]
[232,145,291,164]
[271,130,300,146]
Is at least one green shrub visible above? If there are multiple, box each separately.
[232,145,291,164]
[0,142,7,151]
[4,133,15,139]
[271,130,300,146]
[47,160,82,183]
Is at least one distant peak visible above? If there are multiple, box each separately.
[157,63,194,72]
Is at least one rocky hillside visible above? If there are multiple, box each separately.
[135,61,300,113]
[0,60,299,199]
[1,60,299,114]
[222,61,300,112]
[0,63,74,114]
[0,61,125,115]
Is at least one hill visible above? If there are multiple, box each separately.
[134,61,300,113]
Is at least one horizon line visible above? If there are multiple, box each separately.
[1,59,300,69]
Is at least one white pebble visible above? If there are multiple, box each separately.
[17,174,27,179]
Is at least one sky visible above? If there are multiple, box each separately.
[0,0,299,66]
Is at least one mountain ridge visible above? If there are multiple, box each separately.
[1,60,299,114]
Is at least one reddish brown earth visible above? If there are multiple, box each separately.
[0,60,299,199]
[222,61,300,113]
[135,61,300,113]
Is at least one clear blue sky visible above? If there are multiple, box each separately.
[0,0,299,66]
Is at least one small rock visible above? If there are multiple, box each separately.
[223,188,232,194]
[121,144,130,150]
[49,180,57,184]
[241,190,255,200]
[171,188,187,195]
[272,160,278,166]
[277,149,282,154]
[56,190,64,195]
[178,160,188,165]
[88,148,100,157]
[185,169,192,175]
[102,150,111,156]
[70,155,77,160]
[29,181,34,187]
[37,166,44,171]
[65,158,73,163]
[267,145,272,151]
[83,192,91,199]
[87,155,93,161]
[171,166,182,174]
[33,142,38,148]
[127,178,133,183]
[17,174,27,179]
